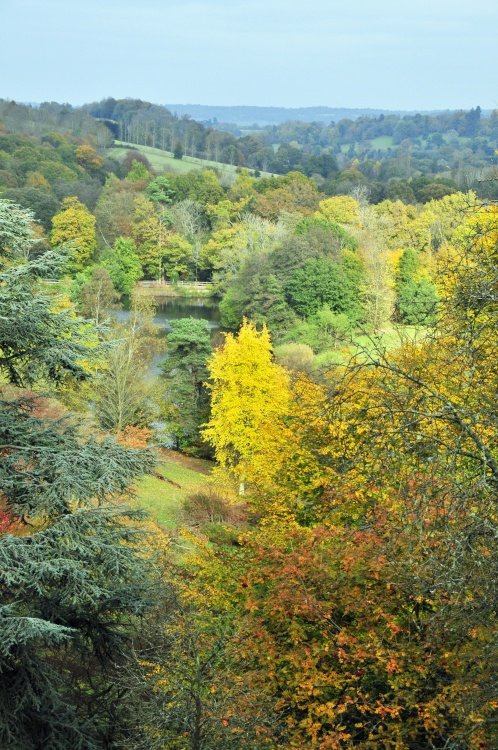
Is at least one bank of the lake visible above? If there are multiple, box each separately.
[137,281,215,298]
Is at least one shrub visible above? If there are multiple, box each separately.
[183,489,247,526]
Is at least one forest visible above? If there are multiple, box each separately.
[0,97,497,749]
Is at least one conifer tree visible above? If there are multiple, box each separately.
[0,204,157,748]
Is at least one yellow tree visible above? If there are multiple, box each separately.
[316,195,360,225]
[75,144,104,172]
[203,320,292,497]
[50,196,96,271]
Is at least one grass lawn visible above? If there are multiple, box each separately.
[313,325,425,369]
[108,141,275,179]
[133,450,213,529]
[369,135,394,150]
[108,144,197,175]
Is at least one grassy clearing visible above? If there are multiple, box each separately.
[133,450,213,529]
[369,136,394,150]
[313,325,425,369]
[108,141,274,179]
[108,144,196,174]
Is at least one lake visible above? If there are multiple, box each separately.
[114,296,221,377]
[115,296,220,331]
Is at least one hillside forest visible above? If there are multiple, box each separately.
[0,98,497,749]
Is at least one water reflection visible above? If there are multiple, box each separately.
[113,296,221,378]
[115,296,221,331]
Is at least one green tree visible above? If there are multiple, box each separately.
[395,248,438,324]
[0,217,157,747]
[125,158,151,182]
[146,175,176,205]
[161,318,212,454]
[102,236,143,295]
[0,198,36,261]
[162,232,194,280]
[173,141,184,160]
[285,253,364,321]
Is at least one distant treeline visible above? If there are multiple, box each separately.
[2,98,498,201]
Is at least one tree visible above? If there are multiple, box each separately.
[79,266,120,324]
[0,214,158,747]
[316,195,360,225]
[198,205,498,749]
[395,247,438,324]
[94,175,141,248]
[132,196,193,281]
[102,236,143,295]
[160,318,212,454]
[285,254,364,321]
[173,141,184,160]
[0,198,36,261]
[146,174,176,205]
[132,195,169,279]
[94,292,162,432]
[75,143,104,172]
[2,187,60,232]
[203,320,292,495]
[0,253,92,387]
[162,232,194,280]
[126,159,151,182]
[50,196,97,271]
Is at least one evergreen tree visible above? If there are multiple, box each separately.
[0,204,158,748]
[160,318,212,454]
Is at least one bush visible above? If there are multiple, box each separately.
[201,522,242,546]
[183,489,247,526]
[274,343,314,372]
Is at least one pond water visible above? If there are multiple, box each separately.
[113,296,221,378]
[115,296,221,332]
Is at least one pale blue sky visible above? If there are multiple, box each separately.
[1,0,496,110]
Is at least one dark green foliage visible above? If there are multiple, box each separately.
[219,286,244,329]
[285,253,364,321]
[0,253,93,385]
[0,400,156,748]
[173,141,184,160]
[395,248,438,324]
[2,188,60,231]
[271,221,357,284]
[161,318,212,454]
[0,202,158,748]
[219,256,296,334]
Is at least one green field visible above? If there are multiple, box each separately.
[108,140,274,179]
[369,135,395,150]
[134,450,213,528]
[313,325,425,369]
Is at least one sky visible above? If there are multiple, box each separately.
[1,0,497,111]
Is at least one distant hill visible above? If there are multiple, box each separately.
[164,104,442,127]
